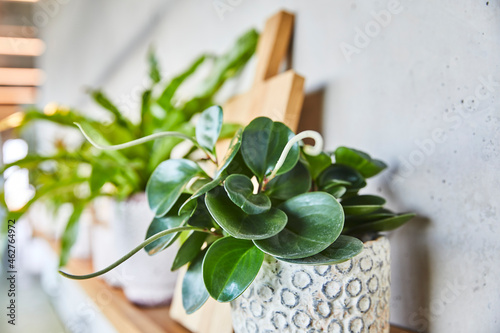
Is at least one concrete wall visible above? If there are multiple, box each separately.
[36,0,500,332]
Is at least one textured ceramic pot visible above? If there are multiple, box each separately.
[114,193,179,306]
[231,236,390,333]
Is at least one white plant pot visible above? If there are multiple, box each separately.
[90,197,124,287]
[114,193,179,306]
[231,236,391,333]
[28,201,91,260]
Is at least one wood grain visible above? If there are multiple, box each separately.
[170,10,305,333]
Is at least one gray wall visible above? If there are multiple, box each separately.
[36,0,500,332]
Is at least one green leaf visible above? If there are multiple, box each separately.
[146,159,206,217]
[219,123,242,140]
[345,208,394,227]
[89,162,116,194]
[196,105,223,154]
[216,128,241,176]
[323,185,347,199]
[241,117,299,182]
[140,89,154,136]
[334,147,387,178]
[341,195,386,215]
[188,198,216,228]
[145,194,197,255]
[89,90,135,132]
[345,213,416,234]
[182,249,210,314]
[157,55,207,111]
[59,203,86,267]
[148,48,161,84]
[205,188,287,240]
[202,237,264,302]
[172,231,208,271]
[224,174,271,215]
[179,176,222,215]
[301,151,332,180]
[196,29,258,99]
[215,129,253,179]
[276,235,364,265]
[265,161,311,201]
[147,122,196,172]
[253,192,344,259]
[317,164,366,192]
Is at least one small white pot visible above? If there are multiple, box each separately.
[90,197,124,287]
[114,193,179,306]
[231,236,391,333]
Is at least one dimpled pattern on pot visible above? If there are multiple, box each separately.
[231,237,390,333]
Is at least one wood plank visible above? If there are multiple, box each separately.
[0,25,38,38]
[0,86,36,104]
[0,67,43,85]
[42,235,190,333]
[253,10,294,84]
[171,10,305,333]
[0,36,45,56]
[0,105,21,120]
[391,325,416,333]
[37,230,415,333]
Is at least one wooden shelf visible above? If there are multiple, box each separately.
[64,257,414,333]
[37,232,415,333]
[64,257,190,333]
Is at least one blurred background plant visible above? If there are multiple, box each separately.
[0,28,259,266]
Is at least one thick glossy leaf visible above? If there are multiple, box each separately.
[302,151,332,180]
[241,117,299,182]
[341,195,386,215]
[345,208,394,227]
[345,213,416,234]
[179,176,222,215]
[188,198,217,228]
[317,164,366,191]
[205,188,287,240]
[324,185,347,198]
[202,237,264,302]
[146,159,205,217]
[253,192,344,259]
[172,231,208,271]
[265,161,311,201]
[216,128,242,177]
[335,147,387,178]
[183,250,209,314]
[145,194,197,255]
[196,105,223,154]
[224,174,271,215]
[277,235,364,265]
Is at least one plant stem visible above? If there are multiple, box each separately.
[75,122,213,158]
[59,226,212,280]
[268,130,324,181]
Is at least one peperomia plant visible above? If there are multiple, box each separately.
[61,106,415,313]
[1,28,258,266]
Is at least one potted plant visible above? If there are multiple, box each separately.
[62,106,414,330]
[1,28,258,305]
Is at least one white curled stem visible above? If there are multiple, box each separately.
[75,122,201,151]
[268,130,324,180]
